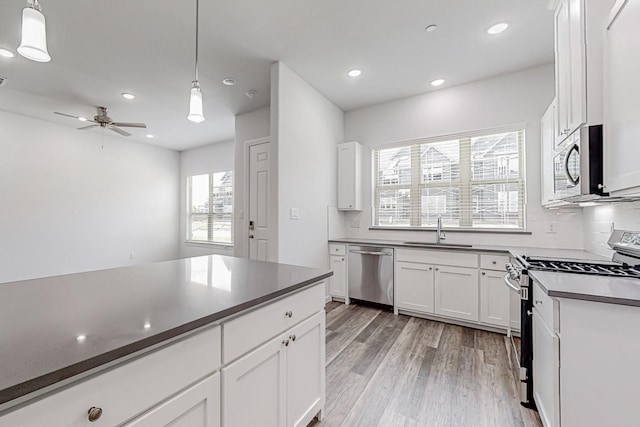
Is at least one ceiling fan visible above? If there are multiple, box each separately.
[54,106,146,137]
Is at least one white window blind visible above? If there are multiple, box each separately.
[187,171,234,244]
[373,128,526,230]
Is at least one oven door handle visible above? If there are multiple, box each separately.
[504,274,521,293]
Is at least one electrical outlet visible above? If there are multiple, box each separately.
[130,251,136,259]
[350,220,361,228]
[290,208,299,220]
[546,222,557,234]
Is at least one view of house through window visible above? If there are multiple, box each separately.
[187,171,233,244]
[373,128,525,230]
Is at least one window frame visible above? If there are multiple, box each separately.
[186,170,234,246]
[372,126,527,232]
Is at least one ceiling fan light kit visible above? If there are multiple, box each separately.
[18,0,51,63]
[187,0,205,123]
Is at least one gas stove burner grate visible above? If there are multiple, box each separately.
[523,258,640,278]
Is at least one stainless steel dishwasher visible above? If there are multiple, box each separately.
[348,245,394,307]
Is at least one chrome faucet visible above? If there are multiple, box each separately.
[436,215,446,244]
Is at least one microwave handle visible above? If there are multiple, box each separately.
[564,143,580,186]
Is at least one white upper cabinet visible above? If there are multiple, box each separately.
[541,99,558,206]
[554,0,586,143]
[604,0,640,194]
[553,0,614,144]
[337,141,362,211]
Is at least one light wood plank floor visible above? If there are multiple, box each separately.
[310,302,542,427]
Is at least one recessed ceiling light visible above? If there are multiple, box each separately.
[487,22,509,35]
[425,25,438,33]
[122,93,136,100]
[78,116,88,122]
[245,90,257,99]
[0,49,15,58]
[430,79,445,87]
[76,335,86,342]
[222,77,237,86]
[144,322,151,329]
[348,69,362,78]
[146,134,154,139]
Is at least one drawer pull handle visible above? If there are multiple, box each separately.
[88,407,103,422]
[283,339,290,347]
[285,311,293,318]
[290,334,297,342]
[492,261,497,265]
[482,272,486,276]
[535,300,543,305]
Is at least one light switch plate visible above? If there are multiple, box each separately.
[290,208,299,220]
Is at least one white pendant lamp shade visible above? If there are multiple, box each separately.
[188,83,205,123]
[18,5,51,63]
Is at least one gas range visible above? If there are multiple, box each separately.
[518,257,640,278]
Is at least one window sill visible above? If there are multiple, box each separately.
[184,240,234,248]
[369,227,532,235]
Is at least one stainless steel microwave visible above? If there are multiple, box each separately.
[553,125,608,202]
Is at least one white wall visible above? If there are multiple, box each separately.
[0,110,180,283]
[233,106,270,258]
[582,202,640,257]
[179,140,235,258]
[273,62,344,268]
[341,64,584,249]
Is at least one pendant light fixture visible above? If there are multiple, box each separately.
[17,0,51,63]
[187,0,205,123]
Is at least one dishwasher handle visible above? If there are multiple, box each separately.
[349,250,393,256]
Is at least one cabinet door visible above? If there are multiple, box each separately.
[434,265,479,322]
[222,335,287,427]
[337,142,362,210]
[604,0,640,193]
[541,100,557,206]
[286,311,325,427]
[555,0,586,142]
[479,270,509,327]
[124,374,220,427]
[329,255,346,298]
[395,261,434,314]
[532,309,560,427]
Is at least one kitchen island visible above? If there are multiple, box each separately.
[0,255,331,426]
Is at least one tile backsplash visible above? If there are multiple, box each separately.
[583,201,640,257]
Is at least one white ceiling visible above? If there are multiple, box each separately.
[0,0,554,151]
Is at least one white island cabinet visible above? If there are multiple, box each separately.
[0,282,326,427]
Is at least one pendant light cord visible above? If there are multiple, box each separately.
[194,0,199,83]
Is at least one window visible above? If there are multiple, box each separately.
[373,128,526,230]
[187,171,233,244]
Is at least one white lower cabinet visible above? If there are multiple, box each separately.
[329,254,347,299]
[124,374,220,427]
[532,307,560,427]
[395,261,435,314]
[222,311,325,427]
[479,270,510,327]
[434,265,479,322]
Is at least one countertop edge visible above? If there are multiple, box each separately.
[328,239,511,254]
[0,271,333,408]
[547,290,640,307]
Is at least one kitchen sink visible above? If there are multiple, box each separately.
[402,242,473,248]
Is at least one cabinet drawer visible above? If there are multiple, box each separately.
[223,283,324,363]
[329,244,346,256]
[480,254,510,271]
[0,326,221,427]
[396,248,478,268]
[533,280,558,332]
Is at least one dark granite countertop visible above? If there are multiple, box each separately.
[0,255,331,408]
[530,270,640,307]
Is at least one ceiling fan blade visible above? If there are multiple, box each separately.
[77,124,99,130]
[108,125,131,137]
[54,112,81,119]
[111,122,147,128]
[55,112,97,123]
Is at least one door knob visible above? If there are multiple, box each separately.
[87,407,103,422]
[249,235,254,239]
